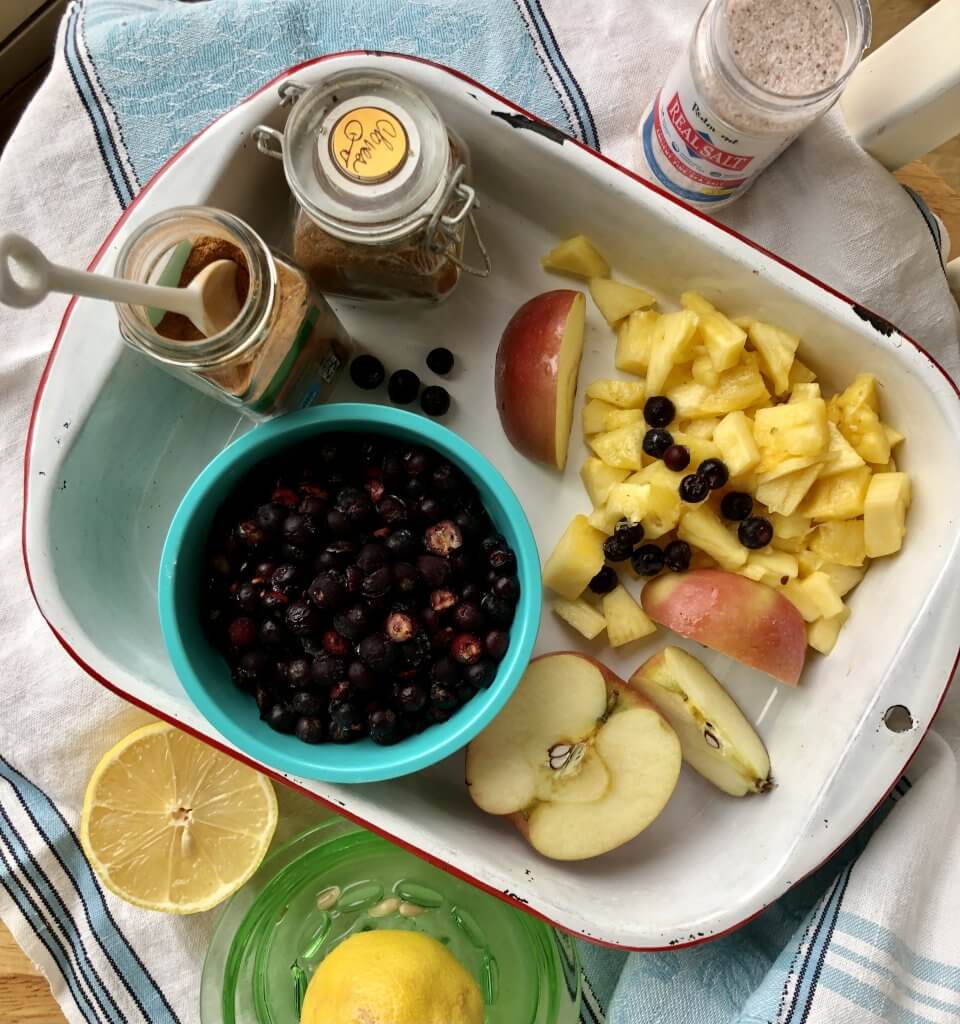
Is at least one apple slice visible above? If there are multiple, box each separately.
[466,653,681,861]
[630,646,771,796]
[495,290,586,469]
[641,569,807,685]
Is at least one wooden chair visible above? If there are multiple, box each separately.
[840,0,960,303]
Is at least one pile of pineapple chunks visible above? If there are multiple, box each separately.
[541,235,912,662]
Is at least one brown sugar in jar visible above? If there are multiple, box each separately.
[255,70,488,303]
[115,207,352,420]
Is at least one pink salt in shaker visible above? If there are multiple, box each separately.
[636,0,872,209]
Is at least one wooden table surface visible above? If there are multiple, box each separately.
[2,1,958,1021]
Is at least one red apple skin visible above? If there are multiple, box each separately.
[641,569,807,686]
[495,290,584,469]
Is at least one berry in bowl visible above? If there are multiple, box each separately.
[158,404,540,782]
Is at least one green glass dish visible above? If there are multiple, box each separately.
[201,818,581,1023]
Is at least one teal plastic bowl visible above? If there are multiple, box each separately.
[158,404,541,783]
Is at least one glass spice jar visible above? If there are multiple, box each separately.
[253,69,489,303]
[114,206,351,420]
[636,0,871,208]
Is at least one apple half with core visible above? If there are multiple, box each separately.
[630,647,771,796]
[641,569,807,686]
[495,290,586,470]
[465,653,681,860]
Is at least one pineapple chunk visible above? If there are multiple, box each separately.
[789,382,821,402]
[810,520,866,567]
[838,371,880,413]
[681,294,748,370]
[884,423,904,448]
[753,399,829,459]
[771,512,811,540]
[699,311,748,372]
[680,417,721,440]
[542,235,609,278]
[796,547,824,576]
[756,463,823,516]
[580,458,629,507]
[668,357,769,418]
[589,424,646,469]
[739,549,799,587]
[782,572,844,622]
[692,351,720,388]
[807,606,850,655]
[605,482,652,527]
[788,359,818,386]
[713,411,761,476]
[663,364,695,393]
[689,548,719,570]
[642,483,683,539]
[669,432,721,470]
[632,460,684,488]
[799,466,872,520]
[820,422,865,478]
[601,408,645,431]
[588,505,620,533]
[680,291,716,317]
[757,453,824,484]
[589,277,655,325]
[826,394,842,424]
[836,373,890,464]
[602,585,657,646]
[552,597,607,640]
[732,315,756,331]
[646,310,700,395]
[542,515,607,600]
[615,310,659,375]
[678,506,747,570]
[586,378,646,408]
[771,534,807,554]
[863,472,911,557]
[748,321,800,395]
[582,398,616,435]
[820,562,866,597]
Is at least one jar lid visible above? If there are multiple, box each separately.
[278,70,452,244]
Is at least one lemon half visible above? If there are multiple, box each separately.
[301,930,484,1024]
[79,722,277,914]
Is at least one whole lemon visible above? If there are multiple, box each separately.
[300,930,484,1024]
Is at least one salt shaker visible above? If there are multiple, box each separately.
[636,0,872,209]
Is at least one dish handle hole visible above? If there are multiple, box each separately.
[883,705,913,733]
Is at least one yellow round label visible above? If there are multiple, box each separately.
[330,107,408,184]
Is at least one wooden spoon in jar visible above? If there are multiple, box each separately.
[0,232,242,337]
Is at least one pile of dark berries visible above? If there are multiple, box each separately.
[201,433,518,747]
[349,349,455,418]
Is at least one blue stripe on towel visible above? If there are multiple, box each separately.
[830,942,960,1016]
[517,0,599,148]
[63,4,134,205]
[0,757,181,1024]
[820,964,941,1024]
[837,912,960,992]
[0,825,101,1023]
[63,4,135,206]
[0,802,124,1023]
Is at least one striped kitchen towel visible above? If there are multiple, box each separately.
[1,2,959,1022]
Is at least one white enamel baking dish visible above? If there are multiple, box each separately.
[22,52,960,949]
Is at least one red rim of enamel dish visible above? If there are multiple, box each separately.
[20,51,960,952]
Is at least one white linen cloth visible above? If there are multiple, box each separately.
[0,2,958,1021]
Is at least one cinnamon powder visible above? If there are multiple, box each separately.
[156,236,250,342]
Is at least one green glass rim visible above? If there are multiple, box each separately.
[201,819,581,1024]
